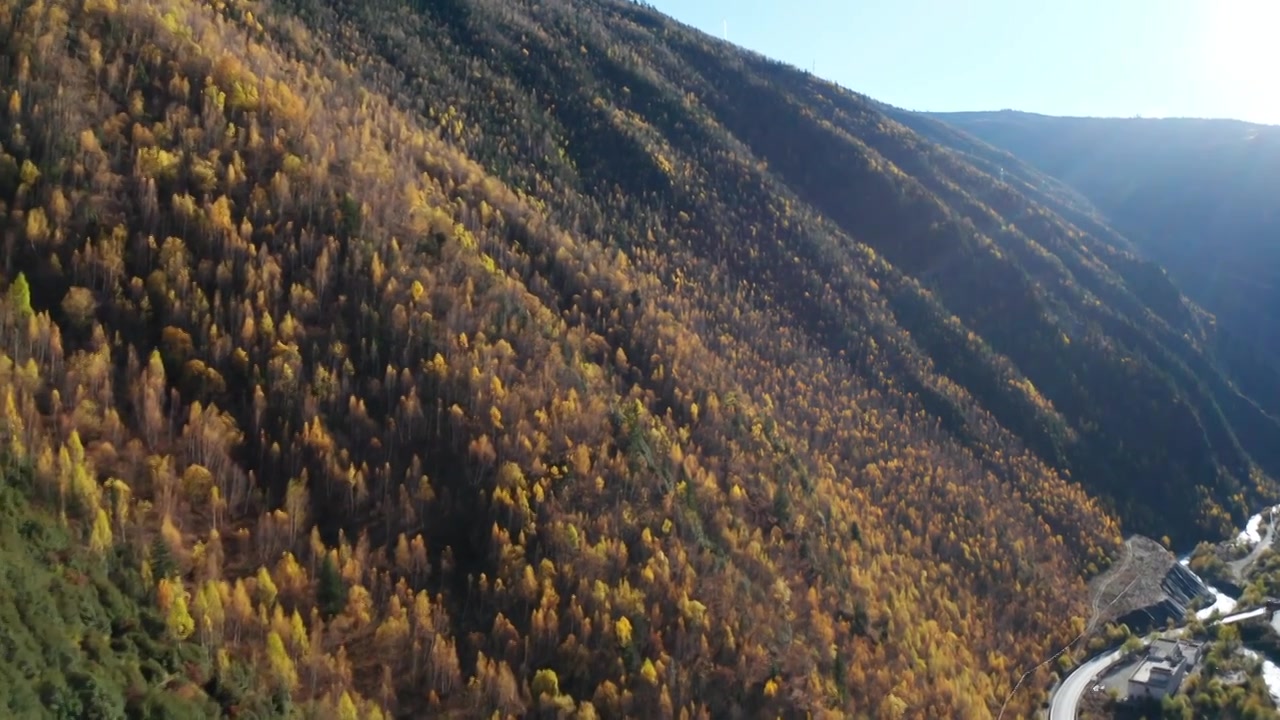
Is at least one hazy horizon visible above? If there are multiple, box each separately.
[647,0,1280,126]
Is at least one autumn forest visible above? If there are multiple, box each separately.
[1,0,1278,717]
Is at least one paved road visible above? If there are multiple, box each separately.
[1230,509,1277,582]
[1050,508,1279,718]
[1048,646,1124,720]
[1049,607,1276,719]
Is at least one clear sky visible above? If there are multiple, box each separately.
[646,0,1280,125]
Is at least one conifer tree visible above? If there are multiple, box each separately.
[7,273,32,321]
[150,534,176,580]
[317,553,347,619]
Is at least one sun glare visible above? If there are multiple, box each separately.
[1202,0,1280,124]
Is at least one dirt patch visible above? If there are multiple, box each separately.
[1088,536,1211,632]
[1089,537,1166,625]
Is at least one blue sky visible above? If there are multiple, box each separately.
[646,0,1280,125]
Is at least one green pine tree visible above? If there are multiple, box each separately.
[150,534,176,580]
[316,554,347,619]
[7,272,31,320]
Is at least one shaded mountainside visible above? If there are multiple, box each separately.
[0,0,1275,717]
[921,110,1280,419]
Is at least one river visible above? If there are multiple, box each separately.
[1178,504,1280,704]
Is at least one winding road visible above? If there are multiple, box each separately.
[1047,506,1280,718]
[1048,645,1125,720]
[1229,509,1277,582]
[1049,589,1274,718]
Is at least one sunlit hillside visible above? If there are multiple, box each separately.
[0,0,1275,717]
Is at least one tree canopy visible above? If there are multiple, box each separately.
[0,0,1274,717]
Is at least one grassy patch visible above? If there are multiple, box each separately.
[0,458,217,720]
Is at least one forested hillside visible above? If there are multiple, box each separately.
[0,456,227,718]
[0,0,1275,717]
[923,110,1280,417]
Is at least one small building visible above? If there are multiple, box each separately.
[1126,636,1204,700]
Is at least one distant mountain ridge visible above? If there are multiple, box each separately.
[918,110,1280,417]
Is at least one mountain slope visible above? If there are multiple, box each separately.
[923,110,1280,416]
[0,456,226,719]
[0,0,1274,717]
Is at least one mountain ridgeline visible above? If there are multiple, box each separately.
[0,0,1274,717]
